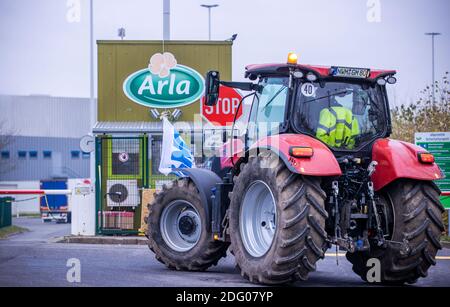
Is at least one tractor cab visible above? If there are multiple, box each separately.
[206,53,397,156]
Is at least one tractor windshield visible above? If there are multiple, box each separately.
[293,81,387,150]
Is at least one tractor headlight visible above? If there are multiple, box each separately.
[377,78,387,86]
[293,70,304,78]
[306,73,317,82]
[387,76,397,84]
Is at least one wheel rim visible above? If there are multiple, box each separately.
[240,180,277,257]
[160,200,201,252]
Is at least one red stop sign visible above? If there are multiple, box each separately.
[201,86,243,126]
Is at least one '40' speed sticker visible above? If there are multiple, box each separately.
[301,83,317,97]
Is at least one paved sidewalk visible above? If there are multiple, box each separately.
[55,235,148,245]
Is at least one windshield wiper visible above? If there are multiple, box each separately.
[303,90,351,104]
[261,86,287,110]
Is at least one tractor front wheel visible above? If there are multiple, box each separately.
[229,152,329,285]
[146,178,229,271]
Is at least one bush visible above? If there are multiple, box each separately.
[391,72,450,143]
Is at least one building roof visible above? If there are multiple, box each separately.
[93,121,204,134]
[97,40,233,46]
[93,121,162,134]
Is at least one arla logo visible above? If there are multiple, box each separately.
[123,52,204,108]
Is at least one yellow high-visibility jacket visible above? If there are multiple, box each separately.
[316,106,360,149]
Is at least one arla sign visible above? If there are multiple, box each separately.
[123,52,205,109]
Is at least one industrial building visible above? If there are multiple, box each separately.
[0,94,92,214]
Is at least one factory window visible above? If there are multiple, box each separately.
[82,152,90,159]
[43,151,52,159]
[1,151,10,159]
[71,150,80,159]
[18,151,27,159]
[29,151,38,159]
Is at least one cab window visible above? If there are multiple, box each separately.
[255,77,288,137]
[294,81,386,150]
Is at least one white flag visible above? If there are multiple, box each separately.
[159,117,195,176]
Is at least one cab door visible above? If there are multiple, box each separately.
[247,76,289,144]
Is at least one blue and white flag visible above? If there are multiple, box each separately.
[159,116,195,176]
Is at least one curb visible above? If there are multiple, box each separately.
[0,226,29,240]
[441,241,450,249]
[54,235,148,245]
[52,236,450,248]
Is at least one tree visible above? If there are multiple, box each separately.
[0,120,16,175]
[391,72,450,143]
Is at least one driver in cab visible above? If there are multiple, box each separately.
[316,90,367,149]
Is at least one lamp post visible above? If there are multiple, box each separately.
[425,32,441,103]
[89,0,96,187]
[118,27,126,40]
[200,4,219,40]
[163,0,170,40]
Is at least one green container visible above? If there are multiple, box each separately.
[0,197,13,228]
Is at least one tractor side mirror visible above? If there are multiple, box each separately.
[204,71,220,106]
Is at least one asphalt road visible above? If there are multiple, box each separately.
[0,218,449,287]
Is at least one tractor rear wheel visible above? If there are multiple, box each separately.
[346,180,444,284]
[229,152,329,285]
[145,178,229,271]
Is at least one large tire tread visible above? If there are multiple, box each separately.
[347,180,443,284]
[145,178,229,271]
[229,153,328,285]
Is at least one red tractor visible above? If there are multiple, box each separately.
[146,53,445,285]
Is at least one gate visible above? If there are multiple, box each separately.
[95,136,148,235]
[148,135,177,190]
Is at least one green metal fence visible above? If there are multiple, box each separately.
[94,132,205,235]
[0,197,13,228]
[95,135,148,235]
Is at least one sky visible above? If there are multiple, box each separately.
[0,0,449,107]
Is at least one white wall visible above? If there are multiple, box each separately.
[0,95,91,138]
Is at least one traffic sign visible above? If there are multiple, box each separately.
[415,132,450,209]
[202,85,243,126]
